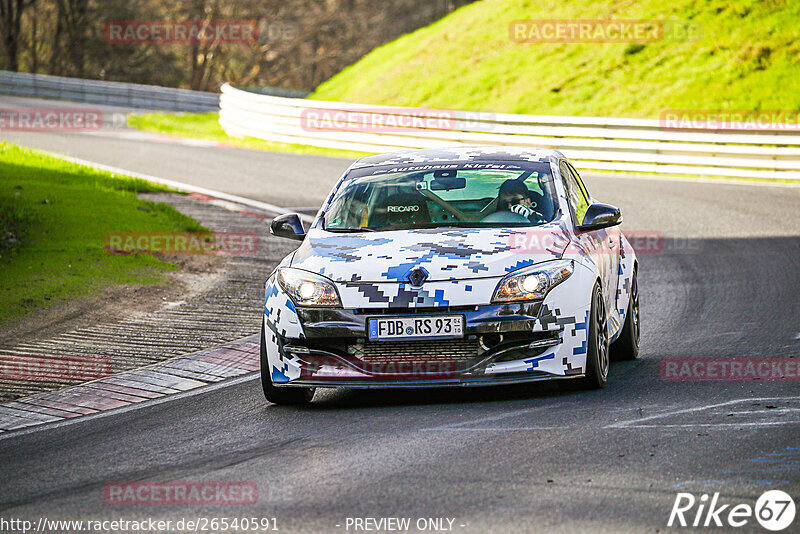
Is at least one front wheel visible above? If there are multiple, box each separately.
[611,267,640,361]
[574,282,609,389]
[260,320,314,405]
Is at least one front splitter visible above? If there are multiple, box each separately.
[276,372,582,389]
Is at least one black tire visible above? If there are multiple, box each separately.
[611,267,640,361]
[260,320,314,405]
[574,282,609,390]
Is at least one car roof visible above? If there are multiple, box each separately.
[350,146,566,169]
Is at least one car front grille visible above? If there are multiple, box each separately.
[349,338,483,374]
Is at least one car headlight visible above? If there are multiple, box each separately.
[277,267,342,308]
[493,260,574,303]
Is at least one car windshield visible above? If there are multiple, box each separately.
[323,165,557,232]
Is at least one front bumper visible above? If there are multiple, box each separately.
[263,299,591,387]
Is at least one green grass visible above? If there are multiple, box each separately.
[0,143,207,325]
[312,0,800,118]
[127,112,368,160]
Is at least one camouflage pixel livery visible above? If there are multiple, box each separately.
[262,147,638,388]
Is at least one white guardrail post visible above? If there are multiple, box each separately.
[219,83,800,180]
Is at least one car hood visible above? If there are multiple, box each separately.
[290,224,572,283]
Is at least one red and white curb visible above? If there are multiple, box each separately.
[0,334,260,434]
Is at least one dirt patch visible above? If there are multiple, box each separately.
[0,253,223,348]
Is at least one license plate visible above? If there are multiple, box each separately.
[367,315,464,341]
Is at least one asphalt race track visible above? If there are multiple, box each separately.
[1,98,799,533]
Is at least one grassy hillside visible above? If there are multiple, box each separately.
[312,0,800,117]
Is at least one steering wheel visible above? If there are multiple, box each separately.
[479,211,530,224]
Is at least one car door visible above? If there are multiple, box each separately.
[559,161,615,312]
[569,162,620,309]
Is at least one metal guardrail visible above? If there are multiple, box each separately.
[0,71,220,112]
[219,83,800,180]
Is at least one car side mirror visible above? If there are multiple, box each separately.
[270,213,306,241]
[577,203,622,232]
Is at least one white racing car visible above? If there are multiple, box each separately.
[261,147,639,404]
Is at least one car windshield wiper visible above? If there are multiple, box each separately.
[324,227,377,233]
[404,222,504,229]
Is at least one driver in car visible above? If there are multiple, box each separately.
[496,179,537,219]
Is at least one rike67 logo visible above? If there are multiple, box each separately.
[668,490,796,531]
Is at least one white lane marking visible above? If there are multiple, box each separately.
[0,372,259,442]
[425,408,800,431]
[606,397,800,429]
[422,403,570,432]
[423,427,562,431]
[283,206,323,212]
[616,422,800,428]
[83,129,224,148]
[725,408,800,415]
[432,421,800,431]
[421,403,646,433]
[794,332,800,340]
[44,152,317,224]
